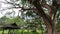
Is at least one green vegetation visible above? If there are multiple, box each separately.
[0,29,46,34]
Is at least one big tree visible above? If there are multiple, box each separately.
[0,0,60,34]
[27,0,60,34]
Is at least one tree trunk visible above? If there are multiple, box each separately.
[28,0,57,34]
[47,24,55,34]
[47,23,56,34]
[42,16,56,34]
[43,19,56,34]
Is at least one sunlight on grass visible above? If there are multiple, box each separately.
[0,29,46,34]
[0,31,2,34]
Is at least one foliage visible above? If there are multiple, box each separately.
[0,16,26,26]
[0,0,60,34]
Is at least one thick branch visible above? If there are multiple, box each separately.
[28,0,53,25]
[48,0,57,20]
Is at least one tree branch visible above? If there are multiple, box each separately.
[28,0,53,25]
[41,0,51,10]
[41,0,52,17]
[1,1,20,7]
[47,0,57,20]
[1,0,36,11]
[0,6,36,11]
[57,3,60,9]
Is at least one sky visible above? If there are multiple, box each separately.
[0,0,20,18]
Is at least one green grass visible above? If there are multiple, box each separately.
[0,31,2,34]
[0,30,8,34]
[0,29,46,34]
